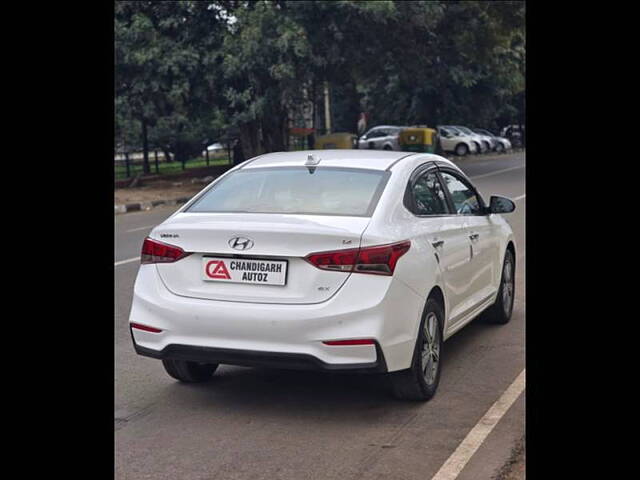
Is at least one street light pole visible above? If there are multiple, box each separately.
[324,81,331,135]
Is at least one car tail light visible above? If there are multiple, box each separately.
[140,237,191,264]
[305,240,410,276]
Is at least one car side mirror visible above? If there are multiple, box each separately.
[489,195,516,214]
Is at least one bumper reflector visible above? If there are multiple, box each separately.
[130,322,163,333]
[323,339,375,346]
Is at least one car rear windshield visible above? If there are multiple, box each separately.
[186,167,389,217]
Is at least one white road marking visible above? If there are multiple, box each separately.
[513,194,526,201]
[115,257,139,267]
[125,225,155,233]
[470,165,524,180]
[430,369,526,480]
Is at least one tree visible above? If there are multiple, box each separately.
[115,1,227,167]
[115,1,525,165]
[218,1,312,157]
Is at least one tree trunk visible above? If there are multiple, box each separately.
[261,113,287,154]
[141,118,150,175]
[162,148,173,163]
[238,121,262,159]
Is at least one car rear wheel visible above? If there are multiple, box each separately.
[390,298,443,401]
[455,143,469,156]
[495,143,505,153]
[481,249,515,324]
[162,359,218,383]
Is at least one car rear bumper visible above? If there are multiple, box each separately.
[129,265,426,372]
[133,341,388,373]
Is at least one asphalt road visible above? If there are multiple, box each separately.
[115,151,526,480]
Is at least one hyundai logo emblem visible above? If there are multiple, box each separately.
[229,237,254,251]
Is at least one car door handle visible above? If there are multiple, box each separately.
[469,233,479,241]
[431,240,444,248]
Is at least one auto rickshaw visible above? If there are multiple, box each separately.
[398,127,438,153]
[314,132,358,149]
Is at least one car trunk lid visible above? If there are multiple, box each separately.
[153,212,370,304]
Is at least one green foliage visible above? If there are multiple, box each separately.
[115,1,525,163]
[115,1,227,163]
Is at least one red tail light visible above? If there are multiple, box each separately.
[305,240,411,276]
[141,237,191,264]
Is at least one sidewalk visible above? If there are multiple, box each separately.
[114,177,214,214]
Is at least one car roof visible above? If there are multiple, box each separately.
[242,150,463,176]
[242,149,416,171]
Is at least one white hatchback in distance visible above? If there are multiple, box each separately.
[129,150,516,401]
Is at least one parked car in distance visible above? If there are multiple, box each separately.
[447,126,490,153]
[500,125,525,148]
[207,142,225,152]
[472,128,512,153]
[358,126,405,150]
[129,149,517,401]
[437,126,478,156]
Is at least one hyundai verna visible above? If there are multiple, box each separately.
[129,150,516,401]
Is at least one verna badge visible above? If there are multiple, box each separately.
[229,237,254,251]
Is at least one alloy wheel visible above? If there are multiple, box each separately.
[421,312,441,385]
[502,256,514,316]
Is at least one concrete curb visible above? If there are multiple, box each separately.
[114,196,192,215]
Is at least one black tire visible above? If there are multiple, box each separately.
[454,143,469,156]
[383,144,392,150]
[483,141,491,152]
[482,249,515,324]
[162,359,218,383]
[495,142,505,153]
[390,298,444,401]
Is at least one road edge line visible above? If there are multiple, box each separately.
[470,165,524,180]
[430,369,526,480]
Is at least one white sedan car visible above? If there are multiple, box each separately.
[473,128,512,153]
[129,150,516,401]
[437,126,478,156]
